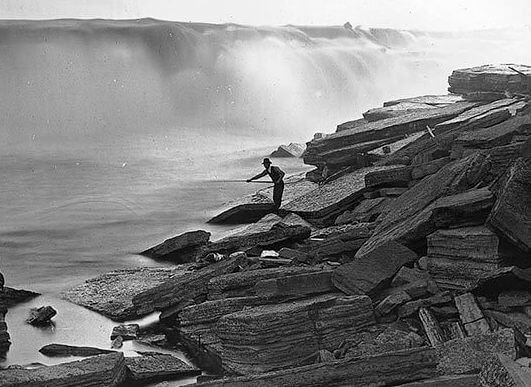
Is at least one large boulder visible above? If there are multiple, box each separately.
[26,306,57,326]
[63,267,190,321]
[332,241,417,297]
[207,193,276,224]
[487,158,531,253]
[356,153,494,258]
[140,230,211,262]
[0,352,127,387]
[215,294,375,374]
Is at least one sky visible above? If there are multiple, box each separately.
[0,0,530,31]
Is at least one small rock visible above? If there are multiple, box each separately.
[111,336,123,349]
[260,250,279,258]
[26,306,56,326]
[111,324,139,340]
[229,251,247,260]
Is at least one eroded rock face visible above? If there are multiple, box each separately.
[0,352,127,387]
[215,294,375,374]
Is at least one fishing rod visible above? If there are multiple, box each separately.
[209,180,273,184]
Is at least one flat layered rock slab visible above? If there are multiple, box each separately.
[308,102,476,153]
[207,192,275,225]
[216,294,375,374]
[0,352,127,387]
[193,347,438,387]
[383,94,466,107]
[487,158,531,253]
[39,344,114,357]
[282,165,396,222]
[125,352,200,383]
[448,64,531,94]
[140,230,210,262]
[398,374,480,386]
[132,256,247,320]
[356,153,494,258]
[253,270,334,299]
[62,267,189,321]
[208,266,323,300]
[455,113,531,150]
[363,102,437,122]
[434,98,519,132]
[332,241,417,296]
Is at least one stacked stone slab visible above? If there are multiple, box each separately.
[426,226,503,290]
[215,294,375,374]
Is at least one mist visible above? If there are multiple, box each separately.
[1,19,530,156]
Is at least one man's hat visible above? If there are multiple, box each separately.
[262,158,272,165]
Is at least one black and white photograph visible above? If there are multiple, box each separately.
[0,1,530,385]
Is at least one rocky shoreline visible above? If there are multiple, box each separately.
[1,63,531,386]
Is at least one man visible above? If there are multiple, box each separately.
[247,158,285,211]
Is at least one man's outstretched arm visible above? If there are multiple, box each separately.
[247,170,267,182]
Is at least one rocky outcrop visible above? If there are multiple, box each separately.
[39,344,114,357]
[335,197,390,224]
[140,230,211,263]
[487,158,531,253]
[2,287,39,307]
[215,294,375,374]
[63,267,190,321]
[270,143,306,158]
[448,64,531,94]
[304,102,477,169]
[363,102,437,122]
[356,152,495,258]
[0,352,127,387]
[193,347,438,387]
[124,352,200,383]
